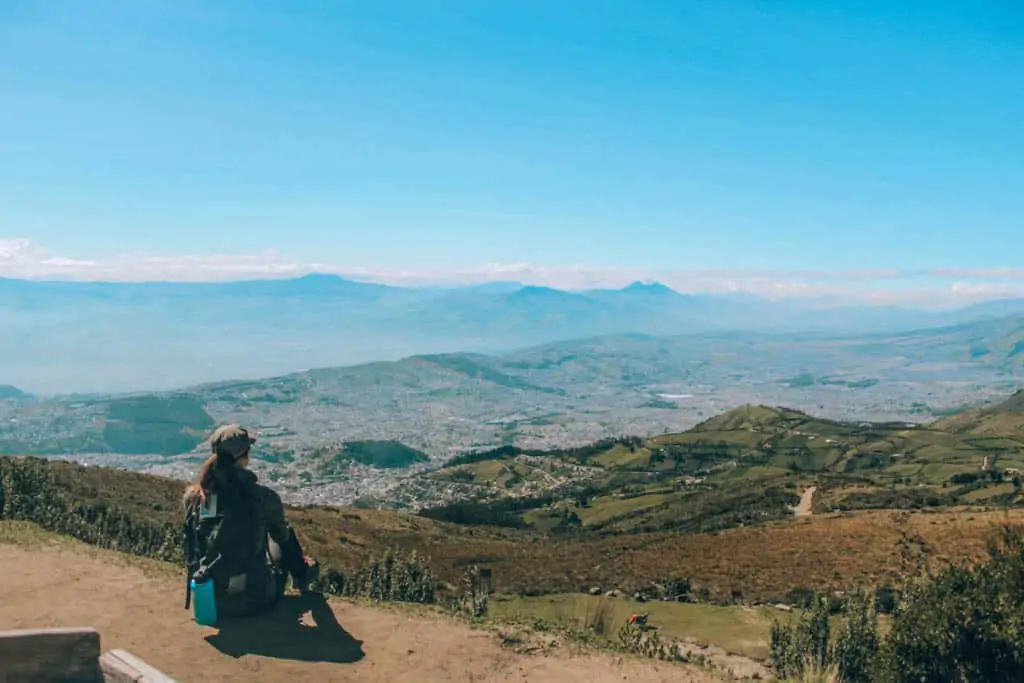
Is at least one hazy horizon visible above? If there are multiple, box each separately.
[4,253,1024,308]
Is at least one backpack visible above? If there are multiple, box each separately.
[183,486,261,611]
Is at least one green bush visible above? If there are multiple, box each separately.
[0,456,180,561]
[880,526,1024,682]
[322,548,436,605]
[617,622,689,662]
[770,596,832,679]
[455,564,489,618]
[833,592,880,683]
[772,526,1024,683]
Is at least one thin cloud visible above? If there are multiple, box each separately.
[931,268,1024,280]
[3,237,1024,307]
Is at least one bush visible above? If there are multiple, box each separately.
[0,456,180,561]
[455,564,489,618]
[664,576,692,602]
[617,622,689,662]
[880,526,1024,682]
[833,592,880,683]
[323,548,437,605]
[786,586,818,609]
[582,596,615,636]
[772,526,1024,683]
[873,585,900,615]
[770,596,832,679]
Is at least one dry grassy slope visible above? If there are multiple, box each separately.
[7,456,1024,603]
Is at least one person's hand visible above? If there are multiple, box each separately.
[298,555,321,594]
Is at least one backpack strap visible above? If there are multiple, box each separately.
[183,503,201,610]
[184,509,194,610]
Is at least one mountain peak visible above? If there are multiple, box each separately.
[621,280,678,295]
[691,404,811,432]
[513,285,571,298]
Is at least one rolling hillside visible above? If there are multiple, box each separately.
[3,449,1024,608]
[2,393,1024,625]
[410,393,1024,534]
[932,390,1024,435]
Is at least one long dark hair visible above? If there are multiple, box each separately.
[184,449,244,507]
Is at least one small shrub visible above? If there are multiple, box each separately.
[664,576,692,602]
[770,596,832,679]
[796,662,841,683]
[873,585,900,615]
[319,548,437,605]
[583,597,614,636]
[455,564,489,618]
[617,621,689,662]
[773,526,1024,683]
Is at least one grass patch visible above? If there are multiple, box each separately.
[959,483,1016,503]
[575,492,675,527]
[487,593,783,660]
[591,445,652,469]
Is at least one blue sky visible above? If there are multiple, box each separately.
[0,1,1022,287]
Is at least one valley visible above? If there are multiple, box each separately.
[5,387,1024,601]
[2,312,1023,508]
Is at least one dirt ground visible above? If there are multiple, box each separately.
[0,543,721,682]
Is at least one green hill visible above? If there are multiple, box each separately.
[0,384,26,399]
[102,394,214,455]
[0,393,214,456]
[420,394,1024,534]
[312,440,430,476]
[689,404,807,432]
[340,440,430,468]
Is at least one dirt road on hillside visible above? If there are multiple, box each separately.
[0,544,718,683]
[793,486,816,517]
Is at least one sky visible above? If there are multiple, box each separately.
[1,1,1022,301]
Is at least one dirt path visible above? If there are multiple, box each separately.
[0,543,720,682]
[793,486,817,517]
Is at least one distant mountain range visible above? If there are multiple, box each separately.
[3,274,1024,394]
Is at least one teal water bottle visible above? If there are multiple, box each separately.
[191,578,218,626]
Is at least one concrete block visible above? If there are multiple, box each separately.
[0,627,102,683]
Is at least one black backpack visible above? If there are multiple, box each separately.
[183,485,259,610]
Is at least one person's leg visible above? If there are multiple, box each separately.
[266,537,288,598]
[269,531,316,590]
[268,537,283,565]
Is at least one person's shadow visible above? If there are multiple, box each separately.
[204,592,365,664]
